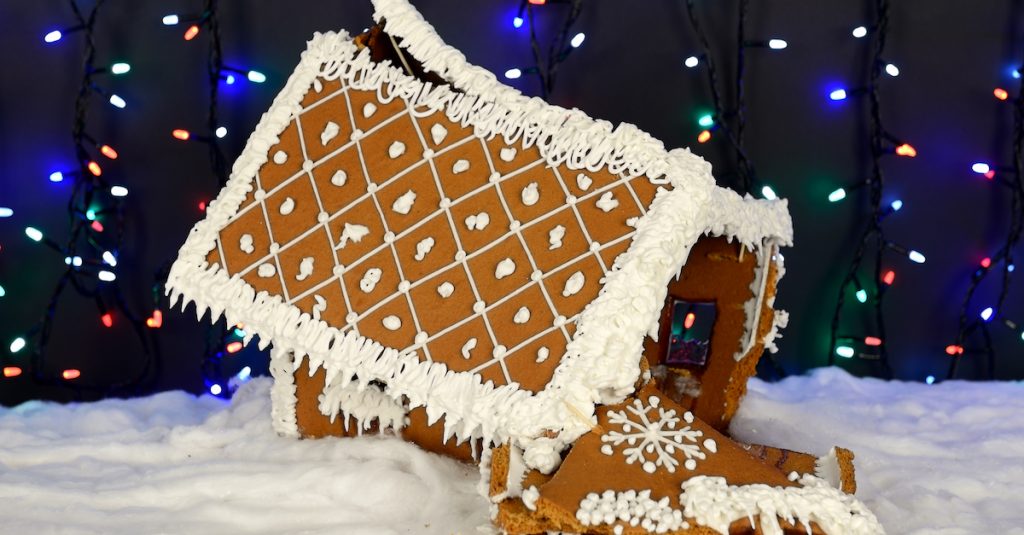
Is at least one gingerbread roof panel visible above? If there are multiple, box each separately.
[166,0,793,470]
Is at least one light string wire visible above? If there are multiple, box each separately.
[683,0,761,196]
[948,47,1024,379]
[827,0,909,376]
[524,0,585,100]
[9,0,160,394]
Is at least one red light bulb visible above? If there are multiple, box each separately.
[981,257,992,268]
[62,369,81,380]
[172,129,191,141]
[3,366,22,378]
[226,341,243,354]
[683,312,696,330]
[994,88,1009,101]
[864,336,882,347]
[101,313,113,327]
[184,24,200,41]
[90,220,104,232]
[882,270,896,285]
[945,344,964,356]
[697,130,712,144]
[146,309,163,328]
[99,145,118,159]
[87,161,102,176]
[894,143,917,158]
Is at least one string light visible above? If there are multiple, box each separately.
[945,344,965,356]
[44,30,64,43]
[172,129,191,141]
[828,188,847,202]
[855,289,868,303]
[908,250,926,264]
[110,185,128,197]
[981,257,992,268]
[184,24,200,41]
[99,145,118,159]
[246,70,266,83]
[830,88,848,101]
[226,341,243,354]
[110,62,131,75]
[697,130,712,143]
[835,345,855,358]
[864,336,883,346]
[162,14,180,25]
[884,63,900,77]
[25,227,43,242]
[49,171,65,183]
[102,251,117,266]
[87,161,102,176]
[569,32,585,48]
[62,369,81,380]
[767,39,788,50]
[683,312,697,329]
[0,207,12,218]
[980,307,994,321]
[513,16,524,28]
[146,310,163,329]
[761,185,778,200]
[209,383,223,396]
[10,337,26,353]
[883,270,896,286]
[994,87,1009,101]
[894,143,917,157]
[890,199,903,211]
[925,375,935,385]
[98,270,116,282]
[972,162,991,174]
[3,367,22,378]
[215,127,227,138]
[108,94,127,109]
[101,313,114,328]
[852,26,868,38]
[684,55,699,68]
[697,114,714,127]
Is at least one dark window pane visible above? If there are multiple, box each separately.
[665,299,716,367]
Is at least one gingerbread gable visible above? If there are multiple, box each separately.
[166,0,792,469]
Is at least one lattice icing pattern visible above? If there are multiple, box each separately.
[203,73,665,393]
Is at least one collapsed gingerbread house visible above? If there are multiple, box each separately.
[166,1,884,533]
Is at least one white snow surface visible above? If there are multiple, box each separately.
[0,367,1021,534]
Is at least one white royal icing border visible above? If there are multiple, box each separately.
[166,0,793,473]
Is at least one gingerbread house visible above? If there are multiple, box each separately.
[166,1,883,533]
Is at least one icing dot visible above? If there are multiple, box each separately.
[499,147,516,162]
[513,306,531,324]
[788,471,800,482]
[398,280,411,293]
[554,315,566,327]
[548,225,566,250]
[465,212,490,231]
[455,250,466,261]
[295,257,315,281]
[473,301,486,313]
[566,195,577,204]
[430,123,448,145]
[391,189,417,215]
[346,312,358,323]
[437,281,455,298]
[422,148,435,159]
[387,141,406,159]
[643,461,657,474]
[269,242,280,254]
[493,345,507,358]
[239,234,254,254]
[254,189,266,201]
[367,182,378,193]
[439,197,452,208]
[350,129,364,141]
[596,191,620,212]
[576,173,593,191]
[536,346,550,363]
[273,150,288,165]
[509,220,521,231]
[320,121,340,146]
[452,159,470,174]
[521,182,540,206]
[600,444,613,456]
[317,211,329,223]
[383,231,396,243]
[562,271,585,297]
[359,267,383,293]
[684,459,697,471]
[590,241,601,252]
[530,270,542,282]
[461,338,477,359]
[302,160,314,172]
[330,170,347,186]
[257,263,276,278]
[415,331,428,344]
[382,315,402,330]
[362,102,377,118]
[495,258,516,279]
[332,265,345,277]
[488,172,501,183]
[414,237,435,261]
[279,197,295,215]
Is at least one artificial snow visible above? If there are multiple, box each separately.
[0,367,1021,534]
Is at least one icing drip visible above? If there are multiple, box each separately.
[239,234,254,254]
[521,182,539,206]
[312,294,327,320]
[330,170,347,186]
[679,474,884,535]
[495,258,516,279]
[388,141,406,159]
[465,212,490,230]
[312,78,323,93]
[815,447,842,489]
[414,237,435,261]
[273,150,288,164]
[562,271,585,297]
[513,306,531,324]
[382,315,402,330]
[521,486,539,512]
[596,191,619,212]
[430,123,448,145]
[576,173,593,191]
[499,147,516,162]
[452,159,470,174]
[338,223,370,247]
[296,257,315,281]
[362,102,377,118]
[392,189,417,215]
[360,267,383,292]
[257,263,276,278]
[437,281,455,298]
[318,380,407,434]
[536,347,550,363]
[320,121,340,145]
[548,225,565,250]
[461,338,477,359]
[279,197,295,215]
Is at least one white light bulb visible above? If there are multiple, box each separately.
[684,56,699,68]
[247,70,266,83]
[98,270,116,282]
[505,68,522,79]
[830,88,848,101]
[971,163,991,174]
[162,14,180,26]
[768,39,787,50]
[44,30,63,43]
[102,251,117,266]
[890,199,903,211]
[908,250,926,264]
[980,307,994,321]
[0,207,12,218]
[761,185,778,200]
[10,337,26,353]
[49,171,65,182]
[570,32,585,48]
[72,256,83,267]
[215,127,227,139]
[109,94,126,109]
[885,63,900,77]
[25,227,43,242]
[852,26,867,38]
[210,384,223,395]
[110,185,128,197]
[110,62,131,75]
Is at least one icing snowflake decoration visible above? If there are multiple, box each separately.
[600,395,709,474]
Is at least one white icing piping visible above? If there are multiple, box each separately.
[268,346,299,437]
[733,241,772,362]
[166,13,793,472]
[318,378,407,434]
[815,447,843,490]
[679,474,884,535]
